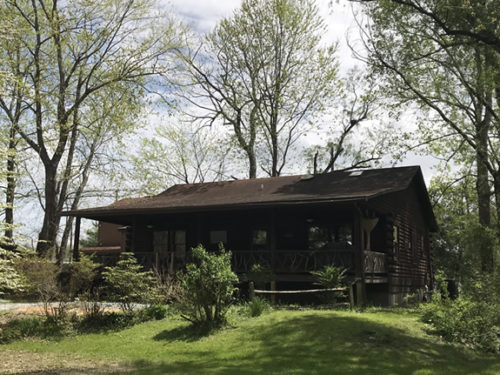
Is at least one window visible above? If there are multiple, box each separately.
[338,224,352,246]
[393,225,399,254]
[174,230,186,260]
[308,225,330,250]
[153,231,168,254]
[308,223,353,250]
[252,229,267,249]
[210,230,227,245]
[409,228,415,257]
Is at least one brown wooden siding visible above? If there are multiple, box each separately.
[369,180,432,303]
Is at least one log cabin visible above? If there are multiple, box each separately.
[64,166,437,305]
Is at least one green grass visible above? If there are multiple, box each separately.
[2,308,499,374]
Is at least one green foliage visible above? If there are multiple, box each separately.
[178,244,238,326]
[433,269,449,300]
[246,297,270,317]
[311,265,347,289]
[66,255,100,298]
[102,253,160,315]
[311,265,347,304]
[0,249,24,296]
[421,297,499,353]
[137,304,168,322]
[0,316,68,344]
[66,255,103,318]
[187,0,339,177]
[13,256,68,320]
[79,222,99,248]
[247,263,275,289]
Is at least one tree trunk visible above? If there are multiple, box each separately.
[493,171,500,242]
[3,131,17,250]
[36,164,61,257]
[248,152,257,179]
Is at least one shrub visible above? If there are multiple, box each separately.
[67,255,103,318]
[421,296,499,353]
[311,265,347,304]
[13,256,68,320]
[0,316,68,343]
[311,265,347,289]
[77,312,134,333]
[178,244,238,326]
[246,297,270,317]
[102,253,160,314]
[137,304,168,322]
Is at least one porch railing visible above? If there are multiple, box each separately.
[232,249,387,275]
[127,249,387,275]
[363,250,387,274]
[232,249,353,274]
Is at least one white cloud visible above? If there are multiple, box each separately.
[166,0,239,33]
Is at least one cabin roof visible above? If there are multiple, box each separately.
[65,166,437,230]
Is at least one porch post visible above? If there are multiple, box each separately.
[195,213,203,246]
[353,207,366,305]
[72,216,81,262]
[269,208,277,267]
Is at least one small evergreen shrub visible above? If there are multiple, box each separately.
[178,244,238,326]
[102,253,160,315]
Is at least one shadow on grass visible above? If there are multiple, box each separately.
[153,323,212,342]
[129,313,500,375]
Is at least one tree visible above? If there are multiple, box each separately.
[1,0,182,257]
[354,0,500,272]
[183,0,339,178]
[0,3,31,249]
[303,69,388,174]
[129,120,232,195]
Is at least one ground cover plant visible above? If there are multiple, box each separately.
[1,308,499,375]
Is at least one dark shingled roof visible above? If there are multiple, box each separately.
[66,166,436,230]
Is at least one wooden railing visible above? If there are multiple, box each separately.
[363,250,387,274]
[232,249,353,274]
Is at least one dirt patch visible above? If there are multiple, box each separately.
[0,349,132,374]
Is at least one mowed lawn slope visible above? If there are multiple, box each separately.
[2,309,499,375]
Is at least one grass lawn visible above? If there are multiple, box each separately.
[1,308,499,374]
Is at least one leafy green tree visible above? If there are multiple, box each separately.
[129,120,232,195]
[0,0,183,257]
[0,249,24,296]
[355,0,500,272]
[184,0,339,178]
[179,245,238,325]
